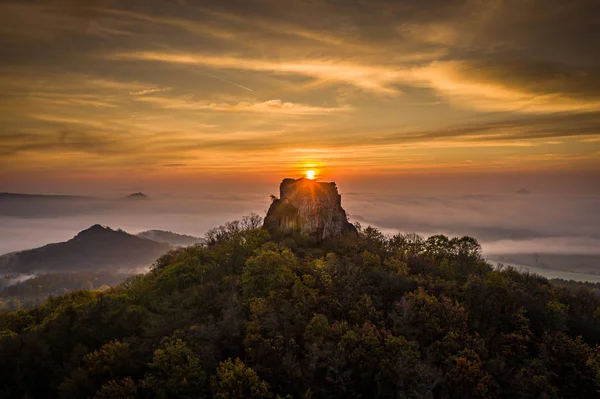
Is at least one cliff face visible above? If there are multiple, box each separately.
[264,178,356,241]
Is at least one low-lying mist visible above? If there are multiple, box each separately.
[343,192,600,253]
[1,190,599,275]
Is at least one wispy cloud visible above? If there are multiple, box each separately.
[129,87,172,96]
[201,73,254,92]
[111,52,406,94]
[99,8,235,40]
[111,52,600,115]
[1,0,599,182]
[409,61,600,114]
[162,163,187,167]
[135,96,351,115]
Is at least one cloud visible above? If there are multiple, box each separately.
[408,60,600,114]
[99,8,235,40]
[135,96,351,114]
[129,87,172,96]
[0,129,121,158]
[0,2,136,40]
[1,0,599,181]
[111,52,406,94]
[112,51,600,114]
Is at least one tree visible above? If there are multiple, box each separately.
[2,221,600,398]
[141,338,206,399]
[59,340,134,399]
[93,377,137,399]
[241,243,299,301]
[210,358,271,399]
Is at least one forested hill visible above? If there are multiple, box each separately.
[0,225,171,273]
[136,229,204,247]
[1,216,600,398]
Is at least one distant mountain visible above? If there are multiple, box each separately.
[516,188,531,194]
[126,192,149,200]
[137,230,204,247]
[0,225,170,273]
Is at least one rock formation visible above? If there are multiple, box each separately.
[264,178,356,241]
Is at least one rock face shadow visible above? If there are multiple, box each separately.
[264,178,357,242]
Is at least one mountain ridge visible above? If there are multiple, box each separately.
[136,229,204,246]
[0,224,171,273]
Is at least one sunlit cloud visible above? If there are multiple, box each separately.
[1,0,599,186]
[112,52,600,115]
[409,61,600,114]
[135,96,351,114]
[111,52,406,94]
[129,87,172,96]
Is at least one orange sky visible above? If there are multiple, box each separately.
[0,0,599,194]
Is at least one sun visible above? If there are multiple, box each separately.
[305,170,316,180]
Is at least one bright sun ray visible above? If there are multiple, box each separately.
[305,170,316,179]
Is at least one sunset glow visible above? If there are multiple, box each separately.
[0,0,598,194]
[1,3,600,395]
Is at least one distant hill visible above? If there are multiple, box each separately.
[0,224,170,273]
[126,192,149,200]
[137,230,204,247]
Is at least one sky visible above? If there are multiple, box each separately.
[1,0,600,195]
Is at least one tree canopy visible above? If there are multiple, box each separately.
[1,215,599,398]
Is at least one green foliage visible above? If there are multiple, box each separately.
[0,271,128,310]
[93,377,137,399]
[241,243,299,301]
[141,337,206,398]
[210,358,271,399]
[1,217,600,398]
[59,340,134,398]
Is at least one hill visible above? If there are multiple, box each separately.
[137,230,204,247]
[0,224,171,274]
[126,192,149,200]
[1,214,599,398]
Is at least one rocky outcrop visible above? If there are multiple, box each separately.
[264,178,356,241]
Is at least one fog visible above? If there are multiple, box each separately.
[1,190,599,275]
[0,193,269,254]
[342,192,600,252]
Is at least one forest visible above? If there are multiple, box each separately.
[1,214,599,398]
[0,271,129,311]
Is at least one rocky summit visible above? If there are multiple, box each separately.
[264,177,356,241]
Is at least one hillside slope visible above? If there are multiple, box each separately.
[0,224,171,273]
[136,230,203,247]
[1,217,599,398]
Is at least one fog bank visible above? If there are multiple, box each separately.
[1,191,598,275]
